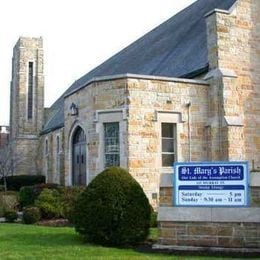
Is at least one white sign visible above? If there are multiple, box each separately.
[174,161,249,207]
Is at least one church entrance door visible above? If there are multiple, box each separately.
[72,127,86,186]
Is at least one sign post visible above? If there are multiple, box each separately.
[174,161,249,207]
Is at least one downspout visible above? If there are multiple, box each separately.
[186,102,191,161]
[124,79,129,169]
[218,78,223,160]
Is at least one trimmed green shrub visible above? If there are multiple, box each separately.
[35,189,62,219]
[74,167,151,246]
[0,175,45,191]
[4,210,18,223]
[60,186,84,223]
[19,183,61,208]
[19,186,35,207]
[23,207,41,224]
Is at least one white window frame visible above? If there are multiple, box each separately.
[155,111,185,173]
[95,109,127,172]
[161,123,177,167]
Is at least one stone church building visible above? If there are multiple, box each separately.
[9,0,260,205]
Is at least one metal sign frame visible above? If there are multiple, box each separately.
[174,161,250,207]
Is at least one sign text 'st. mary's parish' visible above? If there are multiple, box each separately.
[174,162,249,207]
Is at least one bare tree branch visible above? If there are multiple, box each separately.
[0,144,24,191]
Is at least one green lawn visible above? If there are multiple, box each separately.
[0,224,229,259]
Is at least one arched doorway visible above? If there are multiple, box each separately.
[72,127,86,186]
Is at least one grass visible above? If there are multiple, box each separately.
[0,224,233,260]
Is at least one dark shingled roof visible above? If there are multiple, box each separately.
[42,0,237,134]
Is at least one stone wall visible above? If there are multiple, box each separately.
[12,138,40,175]
[127,77,208,205]
[159,221,260,248]
[158,171,260,249]
[10,37,44,138]
[41,128,65,184]
[56,75,207,205]
[63,78,128,186]
[9,37,44,176]
[205,0,260,167]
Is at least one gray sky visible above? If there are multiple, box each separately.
[0,0,195,125]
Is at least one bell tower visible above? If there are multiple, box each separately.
[10,37,44,175]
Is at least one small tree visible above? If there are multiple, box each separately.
[0,144,23,192]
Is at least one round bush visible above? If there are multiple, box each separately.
[74,167,151,246]
[35,189,62,219]
[4,210,18,223]
[23,207,41,224]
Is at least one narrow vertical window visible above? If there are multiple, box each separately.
[56,136,60,154]
[161,123,176,167]
[27,62,34,119]
[45,139,48,155]
[104,122,120,168]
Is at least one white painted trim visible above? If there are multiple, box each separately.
[228,0,239,14]
[251,172,260,187]
[223,116,244,127]
[203,68,237,80]
[154,111,186,123]
[158,207,260,223]
[160,173,173,187]
[204,9,230,18]
[94,108,127,122]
